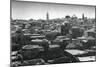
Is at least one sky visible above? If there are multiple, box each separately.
[11,0,96,20]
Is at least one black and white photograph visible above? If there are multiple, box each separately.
[11,0,96,67]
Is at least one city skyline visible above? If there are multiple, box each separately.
[11,0,96,20]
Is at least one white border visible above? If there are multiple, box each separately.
[0,0,99,67]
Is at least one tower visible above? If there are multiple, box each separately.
[82,13,84,20]
[46,12,49,21]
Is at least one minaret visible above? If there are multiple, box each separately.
[82,13,84,20]
[46,12,49,21]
